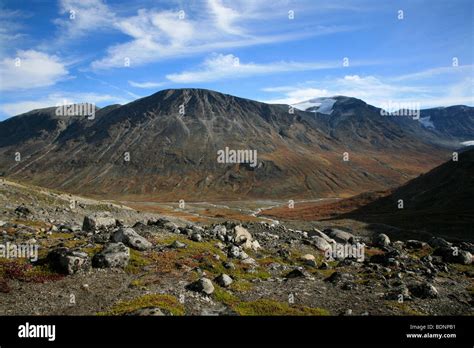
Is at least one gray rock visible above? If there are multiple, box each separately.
[190,233,202,242]
[189,277,215,295]
[429,237,451,248]
[409,282,438,299]
[307,229,334,243]
[374,234,391,247]
[126,307,165,316]
[170,240,187,249]
[311,236,332,252]
[82,214,116,232]
[112,227,152,251]
[228,245,240,258]
[300,254,317,267]
[325,271,355,284]
[232,225,254,249]
[435,247,472,265]
[324,228,355,244]
[215,273,233,287]
[48,248,90,275]
[285,267,310,279]
[92,242,130,268]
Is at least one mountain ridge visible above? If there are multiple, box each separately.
[0,88,471,200]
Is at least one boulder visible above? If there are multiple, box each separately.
[307,229,334,243]
[47,248,90,275]
[82,214,116,232]
[374,234,391,247]
[435,247,472,265]
[188,277,214,295]
[409,282,438,299]
[300,254,317,267]
[170,240,187,249]
[324,228,354,244]
[190,233,202,242]
[92,242,130,268]
[428,237,451,249]
[215,273,233,287]
[232,225,253,249]
[112,227,152,251]
[285,267,310,279]
[311,236,332,252]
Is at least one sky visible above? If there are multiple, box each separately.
[0,0,472,120]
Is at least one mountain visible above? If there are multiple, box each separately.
[418,106,474,141]
[0,89,468,200]
[340,148,474,241]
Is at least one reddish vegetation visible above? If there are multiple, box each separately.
[260,191,391,221]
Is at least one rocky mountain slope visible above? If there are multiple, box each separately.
[0,89,469,200]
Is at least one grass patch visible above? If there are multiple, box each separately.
[125,249,151,274]
[385,301,425,316]
[233,299,330,316]
[98,294,185,316]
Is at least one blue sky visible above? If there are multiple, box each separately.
[0,0,472,119]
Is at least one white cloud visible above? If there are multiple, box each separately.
[88,2,357,70]
[207,0,243,35]
[54,0,116,40]
[128,80,164,89]
[393,64,473,81]
[0,50,69,91]
[0,92,129,116]
[166,53,339,83]
[262,70,474,108]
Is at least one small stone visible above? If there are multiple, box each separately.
[189,277,215,295]
[300,254,317,267]
[170,240,186,249]
[215,273,233,287]
[190,233,202,242]
[374,234,391,247]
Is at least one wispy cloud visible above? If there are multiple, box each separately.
[128,80,165,89]
[87,1,359,70]
[166,53,341,83]
[0,50,69,91]
[0,92,130,116]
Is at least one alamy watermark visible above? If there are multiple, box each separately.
[217,147,258,168]
[0,242,39,262]
[380,100,420,120]
[55,101,96,120]
[325,242,365,262]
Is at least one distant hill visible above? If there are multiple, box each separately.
[340,148,474,241]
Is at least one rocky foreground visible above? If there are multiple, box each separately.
[0,181,473,316]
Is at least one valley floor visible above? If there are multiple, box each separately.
[0,179,472,316]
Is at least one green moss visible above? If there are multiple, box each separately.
[233,299,330,316]
[385,301,425,316]
[49,232,74,239]
[231,280,254,292]
[125,249,151,274]
[450,263,474,274]
[213,286,239,305]
[98,294,185,316]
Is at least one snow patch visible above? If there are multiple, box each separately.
[293,98,337,115]
[419,116,435,129]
